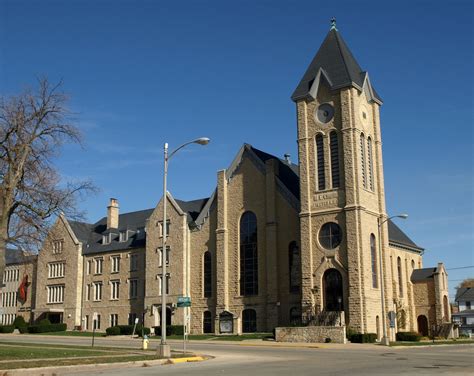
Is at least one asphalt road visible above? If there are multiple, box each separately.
[2,334,473,375]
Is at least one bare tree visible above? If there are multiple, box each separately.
[456,278,474,295]
[0,78,96,284]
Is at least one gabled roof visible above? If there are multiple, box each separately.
[388,219,423,251]
[456,287,474,302]
[5,248,37,265]
[411,267,437,283]
[291,29,382,103]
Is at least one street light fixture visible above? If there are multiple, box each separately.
[378,214,408,346]
[157,137,210,358]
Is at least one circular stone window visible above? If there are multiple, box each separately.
[319,222,342,249]
[315,103,334,124]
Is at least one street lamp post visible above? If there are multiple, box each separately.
[377,214,408,346]
[157,137,210,358]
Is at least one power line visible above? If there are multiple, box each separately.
[446,266,474,270]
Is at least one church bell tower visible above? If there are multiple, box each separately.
[293,20,390,333]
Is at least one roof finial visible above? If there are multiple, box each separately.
[330,17,337,31]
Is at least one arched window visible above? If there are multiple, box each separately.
[367,137,374,191]
[330,131,340,188]
[203,251,212,298]
[397,257,403,297]
[376,315,380,340]
[242,309,257,333]
[203,311,213,333]
[360,133,367,188]
[240,212,258,296]
[316,134,325,190]
[411,260,415,271]
[289,241,300,293]
[370,234,378,288]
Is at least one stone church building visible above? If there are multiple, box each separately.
[28,26,451,340]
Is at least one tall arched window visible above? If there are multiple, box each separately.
[203,251,212,298]
[240,212,258,296]
[242,309,257,333]
[203,311,213,333]
[316,134,325,190]
[289,241,300,293]
[411,260,415,271]
[370,234,378,288]
[330,131,340,188]
[360,133,367,188]
[397,257,403,297]
[367,137,374,191]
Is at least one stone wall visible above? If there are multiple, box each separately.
[275,326,346,344]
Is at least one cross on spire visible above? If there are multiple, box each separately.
[330,17,337,31]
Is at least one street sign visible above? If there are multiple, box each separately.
[177,296,191,307]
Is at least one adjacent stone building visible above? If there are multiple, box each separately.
[0,249,37,325]
[26,25,452,339]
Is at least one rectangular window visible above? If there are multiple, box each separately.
[111,256,120,273]
[85,315,89,330]
[52,240,64,254]
[48,262,65,278]
[466,301,472,310]
[130,254,139,271]
[157,247,170,266]
[158,274,170,296]
[93,282,103,301]
[95,258,103,274]
[110,280,120,300]
[102,234,111,245]
[129,279,138,299]
[158,220,170,237]
[87,260,93,275]
[47,285,65,303]
[110,314,118,327]
[85,284,91,301]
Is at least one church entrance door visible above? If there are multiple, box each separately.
[323,269,343,311]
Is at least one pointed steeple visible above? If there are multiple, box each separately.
[291,25,382,103]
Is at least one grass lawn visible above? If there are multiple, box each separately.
[36,330,106,337]
[391,339,474,346]
[0,342,194,370]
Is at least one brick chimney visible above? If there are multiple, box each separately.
[107,198,119,229]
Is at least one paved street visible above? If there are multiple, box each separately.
[1,334,473,375]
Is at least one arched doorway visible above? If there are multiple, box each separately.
[417,315,429,336]
[323,269,343,311]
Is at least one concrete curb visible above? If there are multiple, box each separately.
[1,355,208,375]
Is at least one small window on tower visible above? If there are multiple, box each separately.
[362,112,367,119]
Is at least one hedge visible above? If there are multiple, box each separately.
[0,325,15,333]
[396,331,421,342]
[13,316,27,329]
[106,326,121,336]
[112,324,150,336]
[349,333,377,343]
[27,323,67,333]
[153,325,185,336]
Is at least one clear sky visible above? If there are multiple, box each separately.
[1,0,472,299]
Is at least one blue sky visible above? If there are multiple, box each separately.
[1,0,472,299]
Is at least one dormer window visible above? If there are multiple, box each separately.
[102,233,111,245]
[119,231,128,242]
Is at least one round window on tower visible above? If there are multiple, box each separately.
[315,103,334,124]
[319,222,342,249]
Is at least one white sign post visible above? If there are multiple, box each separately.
[132,317,139,338]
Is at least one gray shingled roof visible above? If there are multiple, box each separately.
[411,267,437,283]
[248,144,300,200]
[387,219,423,251]
[5,248,37,265]
[456,287,474,302]
[291,29,382,103]
[175,198,209,223]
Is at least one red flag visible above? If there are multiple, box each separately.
[18,275,28,302]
